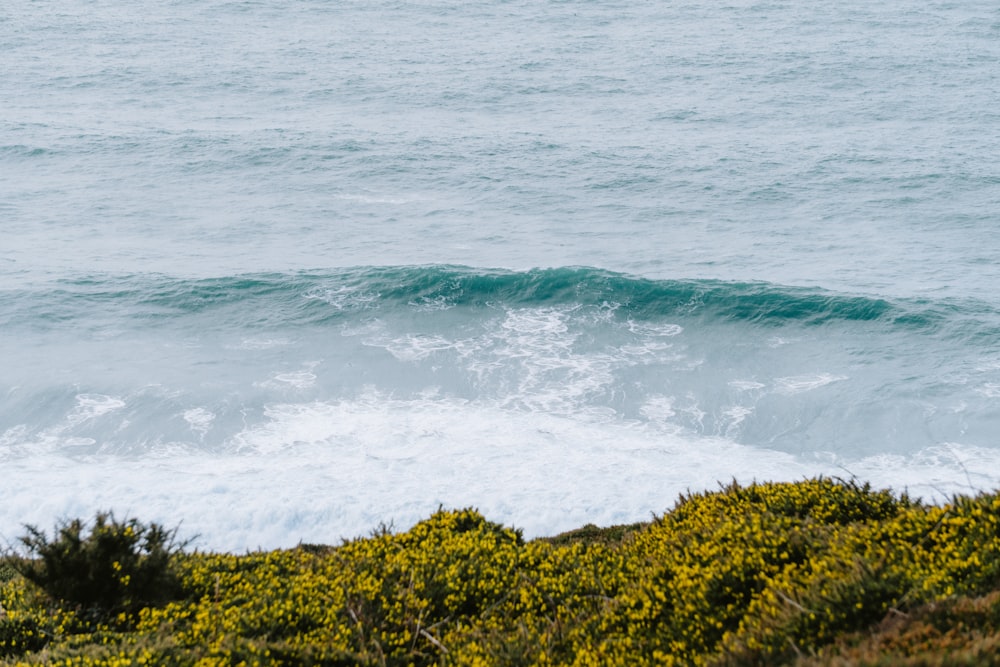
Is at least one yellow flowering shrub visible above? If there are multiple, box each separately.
[717,488,1000,665]
[3,480,1000,666]
[446,540,631,665]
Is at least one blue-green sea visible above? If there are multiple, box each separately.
[3,0,1000,550]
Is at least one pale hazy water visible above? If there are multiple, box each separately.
[2,0,1000,550]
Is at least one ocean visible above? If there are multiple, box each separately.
[3,0,1000,551]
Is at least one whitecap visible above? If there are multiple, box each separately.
[378,334,456,362]
[626,321,683,337]
[303,286,379,311]
[721,406,754,437]
[182,408,216,434]
[271,371,318,390]
[67,394,126,426]
[773,374,847,395]
[728,380,766,391]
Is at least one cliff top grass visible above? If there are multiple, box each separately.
[3,477,1000,666]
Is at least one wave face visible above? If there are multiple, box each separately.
[0,265,977,328]
[3,267,1000,549]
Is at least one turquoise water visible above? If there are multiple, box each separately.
[2,0,1000,549]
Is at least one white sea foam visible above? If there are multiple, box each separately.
[183,408,216,434]
[720,406,754,438]
[773,374,847,395]
[684,407,707,431]
[4,396,999,552]
[822,443,1000,502]
[640,395,676,423]
[303,286,379,311]
[67,394,126,426]
[729,380,766,391]
[618,341,678,358]
[0,425,29,448]
[272,371,318,389]
[488,308,619,413]
[379,334,457,362]
[626,321,683,337]
[357,305,635,416]
[3,397,131,459]
[408,295,455,312]
[257,363,320,390]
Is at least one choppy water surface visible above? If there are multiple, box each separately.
[2,0,1000,550]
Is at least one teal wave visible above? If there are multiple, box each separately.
[361,266,899,324]
[0,265,986,332]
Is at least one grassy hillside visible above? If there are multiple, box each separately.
[3,478,1000,666]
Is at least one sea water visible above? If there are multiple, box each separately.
[2,0,1000,551]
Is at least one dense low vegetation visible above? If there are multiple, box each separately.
[3,478,1000,666]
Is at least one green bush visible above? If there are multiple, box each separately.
[0,616,48,659]
[9,512,187,627]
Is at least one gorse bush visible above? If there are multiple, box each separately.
[3,479,1000,666]
[8,512,186,627]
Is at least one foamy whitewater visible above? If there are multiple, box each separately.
[3,0,1000,551]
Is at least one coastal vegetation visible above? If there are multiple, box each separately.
[3,478,1000,666]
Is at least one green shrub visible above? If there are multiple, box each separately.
[796,590,1000,666]
[541,521,648,547]
[0,616,48,658]
[9,512,187,627]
